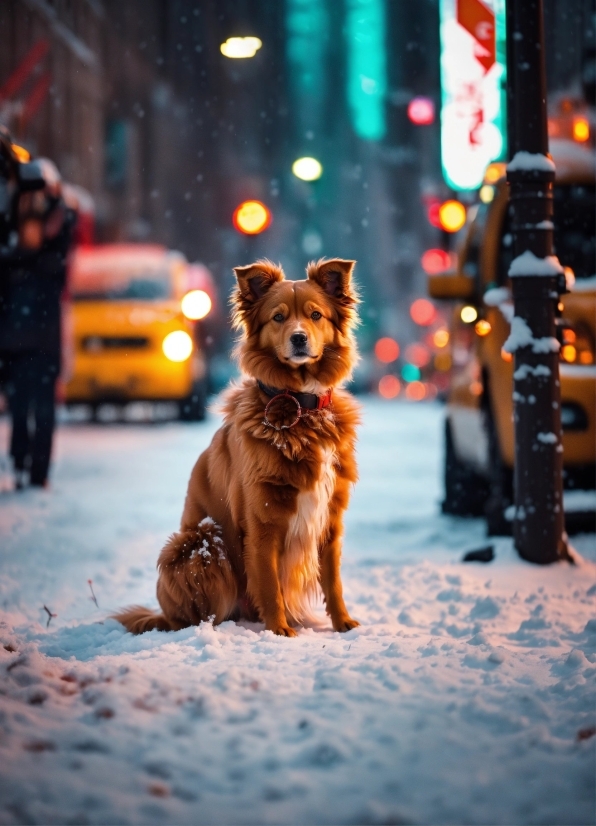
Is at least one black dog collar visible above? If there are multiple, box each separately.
[257,380,332,411]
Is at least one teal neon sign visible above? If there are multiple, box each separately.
[345,0,387,142]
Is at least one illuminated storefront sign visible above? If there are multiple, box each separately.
[439,0,507,190]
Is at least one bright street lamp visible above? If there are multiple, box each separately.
[292,157,323,182]
[220,37,262,59]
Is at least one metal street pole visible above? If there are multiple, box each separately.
[505,0,569,563]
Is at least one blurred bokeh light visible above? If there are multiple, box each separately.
[181,290,212,321]
[378,375,401,398]
[220,37,263,59]
[292,157,323,181]
[374,337,400,363]
[233,201,271,235]
[410,299,437,326]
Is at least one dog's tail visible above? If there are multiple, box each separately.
[112,605,174,634]
[113,517,238,635]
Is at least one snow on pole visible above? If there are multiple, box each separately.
[508,250,563,277]
[506,151,556,173]
[505,0,569,564]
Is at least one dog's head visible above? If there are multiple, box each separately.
[232,258,359,391]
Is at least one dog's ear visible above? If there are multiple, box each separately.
[234,261,284,304]
[232,260,284,331]
[307,258,357,302]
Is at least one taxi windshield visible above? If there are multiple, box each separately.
[72,257,172,301]
[553,184,595,280]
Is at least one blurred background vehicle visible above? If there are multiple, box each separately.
[429,126,595,535]
[65,244,213,421]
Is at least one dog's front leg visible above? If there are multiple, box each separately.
[244,507,297,637]
[319,478,360,632]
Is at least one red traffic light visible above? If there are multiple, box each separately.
[407,97,435,126]
[233,200,271,235]
[425,199,466,233]
[426,199,442,228]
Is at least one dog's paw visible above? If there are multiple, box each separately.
[333,616,360,633]
[269,623,298,638]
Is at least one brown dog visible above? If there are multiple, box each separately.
[114,258,361,637]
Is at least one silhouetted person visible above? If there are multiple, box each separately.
[0,160,73,489]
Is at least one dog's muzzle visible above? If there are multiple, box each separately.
[290,331,308,357]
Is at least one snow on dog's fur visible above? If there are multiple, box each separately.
[114,258,361,637]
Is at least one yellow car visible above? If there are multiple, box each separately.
[429,139,595,534]
[65,244,210,420]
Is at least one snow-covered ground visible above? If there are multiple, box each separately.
[0,398,594,825]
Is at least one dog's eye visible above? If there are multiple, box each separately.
[273,313,285,323]
[311,311,322,321]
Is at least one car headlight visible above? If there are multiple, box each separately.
[181,289,212,320]
[162,330,193,362]
[560,325,594,365]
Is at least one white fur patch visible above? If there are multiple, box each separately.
[280,447,336,623]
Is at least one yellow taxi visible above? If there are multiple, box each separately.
[429,138,595,534]
[64,244,212,420]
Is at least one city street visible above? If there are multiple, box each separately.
[0,0,595,823]
[0,399,594,825]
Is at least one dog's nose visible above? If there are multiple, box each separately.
[290,332,308,348]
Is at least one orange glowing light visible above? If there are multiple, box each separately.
[572,117,590,142]
[579,351,594,364]
[410,298,437,326]
[564,266,575,289]
[405,381,426,401]
[562,344,577,363]
[475,319,491,336]
[374,337,400,363]
[433,329,449,348]
[484,162,506,184]
[562,328,576,344]
[233,200,271,235]
[378,375,401,399]
[438,200,466,233]
[405,342,431,368]
[470,381,483,396]
[501,349,513,363]
[11,143,31,162]
[421,248,451,275]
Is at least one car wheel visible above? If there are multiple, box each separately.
[179,380,206,422]
[442,418,489,517]
[484,405,514,536]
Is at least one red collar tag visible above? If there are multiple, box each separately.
[317,389,333,409]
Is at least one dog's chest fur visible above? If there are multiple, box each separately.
[279,447,336,623]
